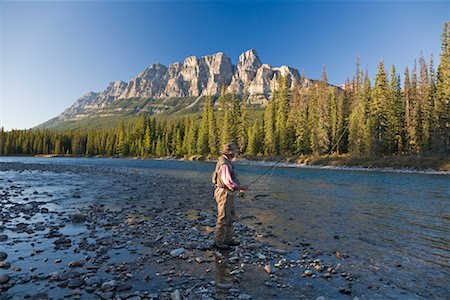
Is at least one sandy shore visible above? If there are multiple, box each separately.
[0,161,424,299]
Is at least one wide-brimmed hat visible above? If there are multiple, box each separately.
[221,142,240,155]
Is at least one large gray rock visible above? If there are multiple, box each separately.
[119,64,169,99]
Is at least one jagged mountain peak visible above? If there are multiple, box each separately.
[47,50,310,126]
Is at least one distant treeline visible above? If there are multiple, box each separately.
[1,23,449,159]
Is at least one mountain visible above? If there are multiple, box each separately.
[39,49,313,129]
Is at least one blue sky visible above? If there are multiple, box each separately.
[1,0,449,130]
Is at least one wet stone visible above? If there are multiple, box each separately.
[171,289,181,300]
[117,282,133,291]
[31,292,49,300]
[101,280,116,292]
[170,248,185,257]
[239,294,252,300]
[0,252,7,261]
[68,260,85,268]
[339,287,352,295]
[70,214,86,223]
[99,292,114,299]
[0,261,11,269]
[0,274,10,284]
[84,276,103,286]
[0,235,8,242]
[67,278,84,288]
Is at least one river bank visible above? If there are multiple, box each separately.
[30,153,450,173]
[0,160,448,299]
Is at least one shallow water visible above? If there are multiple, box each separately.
[1,156,449,298]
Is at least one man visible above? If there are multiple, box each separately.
[212,142,247,250]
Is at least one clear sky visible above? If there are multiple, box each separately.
[1,0,449,130]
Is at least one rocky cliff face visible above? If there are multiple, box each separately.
[56,49,312,122]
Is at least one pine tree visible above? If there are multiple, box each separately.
[428,55,439,151]
[275,76,290,155]
[418,54,433,151]
[237,99,249,152]
[410,65,422,153]
[183,118,198,156]
[247,118,262,156]
[197,99,210,155]
[143,123,153,156]
[329,88,345,154]
[369,59,390,155]
[207,97,219,155]
[289,81,310,155]
[263,97,276,155]
[0,127,5,155]
[309,68,331,155]
[387,65,404,153]
[435,22,450,155]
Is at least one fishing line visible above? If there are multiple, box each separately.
[237,158,284,197]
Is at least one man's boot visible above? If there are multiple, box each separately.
[225,239,240,246]
[214,240,231,250]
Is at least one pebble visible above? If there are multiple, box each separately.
[31,293,49,300]
[256,253,266,260]
[339,287,352,295]
[68,260,85,268]
[239,294,252,300]
[264,264,275,274]
[0,235,8,242]
[0,252,7,261]
[101,279,116,292]
[0,261,10,269]
[100,291,114,299]
[270,247,287,255]
[84,276,103,286]
[171,289,181,300]
[170,248,185,257]
[0,274,10,284]
[303,270,314,277]
[67,278,84,288]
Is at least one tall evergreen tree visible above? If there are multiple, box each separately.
[263,97,276,155]
[387,65,404,153]
[275,76,290,154]
[435,22,450,155]
[207,97,219,155]
[197,99,210,155]
[369,59,390,154]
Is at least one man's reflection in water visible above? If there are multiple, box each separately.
[214,250,233,298]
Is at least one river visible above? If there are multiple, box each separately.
[0,156,449,299]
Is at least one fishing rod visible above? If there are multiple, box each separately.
[237,157,285,197]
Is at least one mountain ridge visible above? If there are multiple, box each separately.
[40,49,314,129]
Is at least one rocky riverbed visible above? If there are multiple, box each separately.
[0,161,431,299]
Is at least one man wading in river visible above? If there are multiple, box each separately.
[212,143,248,250]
